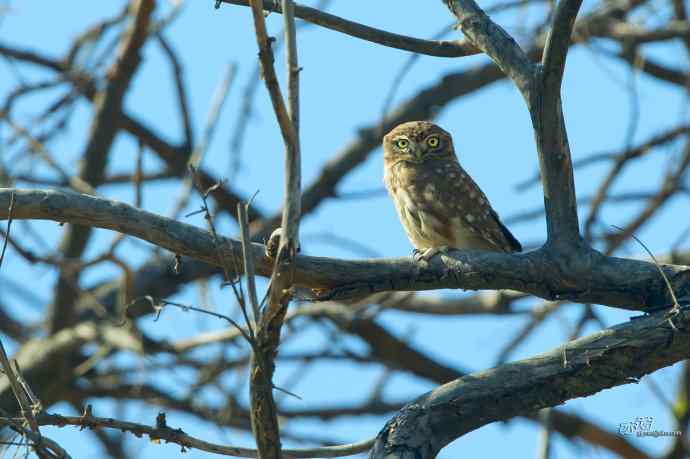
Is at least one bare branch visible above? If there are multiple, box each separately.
[238,202,260,322]
[542,0,583,92]
[246,0,297,158]
[2,410,374,458]
[0,340,39,432]
[0,192,14,269]
[370,307,690,457]
[220,0,480,58]
[443,0,536,96]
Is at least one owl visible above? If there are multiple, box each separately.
[383,121,521,261]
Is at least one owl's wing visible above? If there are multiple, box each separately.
[433,161,522,253]
[491,209,522,252]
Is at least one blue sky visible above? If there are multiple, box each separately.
[1,1,689,458]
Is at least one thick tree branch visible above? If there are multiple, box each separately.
[2,189,689,311]
[369,307,690,458]
[443,0,536,96]
[532,16,583,245]
[542,0,583,92]
[443,0,583,245]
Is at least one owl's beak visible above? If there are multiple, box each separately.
[413,147,424,161]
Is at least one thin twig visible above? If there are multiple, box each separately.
[1,411,375,458]
[238,202,260,323]
[151,297,255,344]
[246,0,297,157]
[612,226,680,313]
[0,191,14,269]
[0,339,39,435]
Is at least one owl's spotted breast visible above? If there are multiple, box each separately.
[387,179,451,249]
[385,161,502,251]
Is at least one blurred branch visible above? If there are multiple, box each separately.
[586,20,690,44]
[517,124,690,191]
[0,42,263,222]
[537,408,552,459]
[616,48,689,88]
[49,0,156,333]
[298,302,466,383]
[604,140,690,253]
[376,290,529,316]
[671,0,690,57]
[171,63,237,218]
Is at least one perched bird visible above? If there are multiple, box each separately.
[383,121,521,261]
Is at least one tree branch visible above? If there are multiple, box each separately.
[2,411,374,458]
[370,307,690,457]
[443,0,536,97]
[532,0,583,246]
[1,188,688,310]
[542,0,583,92]
[219,0,480,58]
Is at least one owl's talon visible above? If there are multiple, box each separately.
[413,246,449,262]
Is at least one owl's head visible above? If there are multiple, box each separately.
[383,121,455,166]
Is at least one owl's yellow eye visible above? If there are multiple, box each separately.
[395,138,410,149]
[426,136,440,148]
